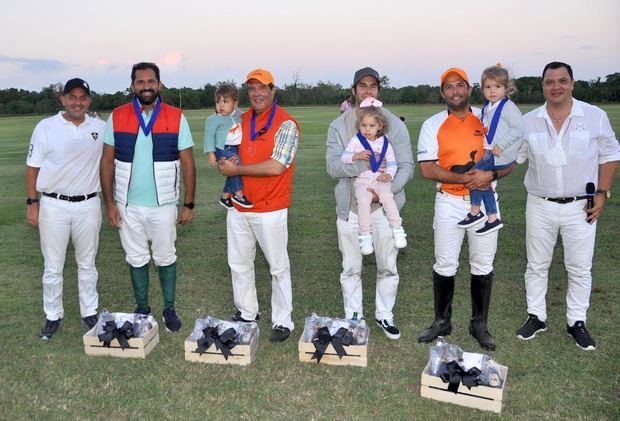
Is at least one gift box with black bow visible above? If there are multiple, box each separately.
[83,311,159,359]
[420,337,508,413]
[184,317,259,366]
[298,313,369,367]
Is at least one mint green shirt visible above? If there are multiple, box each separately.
[104,104,194,207]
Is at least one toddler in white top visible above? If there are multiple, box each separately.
[341,98,407,255]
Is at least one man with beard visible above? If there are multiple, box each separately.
[416,68,514,350]
[100,62,196,332]
[326,67,414,340]
[218,69,299,343]
[27,78,105,340]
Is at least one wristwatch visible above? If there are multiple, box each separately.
[491,170,499,181]
[183,202,195,209]
[26,197,39,205]
[595,189,611,199]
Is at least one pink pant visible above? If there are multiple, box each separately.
[354,178,402,234]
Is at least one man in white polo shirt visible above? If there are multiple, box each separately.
[26,78,106,341]
[516,61,620,350]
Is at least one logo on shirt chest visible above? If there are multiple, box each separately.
[575,122,585,131]
[91,132,99,141]
[473,129,484,137]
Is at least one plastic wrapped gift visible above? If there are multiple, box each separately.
[302,313,369,345]
[420,337,509,413]
[83,310,159,359]
[96,310,155,339]
[298,313,369,367]
[184,316,259,365]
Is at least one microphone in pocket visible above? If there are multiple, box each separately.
[586,182,595,210]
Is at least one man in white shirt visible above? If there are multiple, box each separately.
[26,78,106,340]
[516,62,620,350]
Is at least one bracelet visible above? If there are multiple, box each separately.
[492,170,499,181]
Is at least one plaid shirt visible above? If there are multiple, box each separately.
[271,120,299,168]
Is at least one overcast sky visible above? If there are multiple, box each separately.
[1,0,619,93]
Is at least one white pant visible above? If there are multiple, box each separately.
[118,204,178,267]
[39,196,101,320]
[337,209,399,321]
[525,194,595,325]
[433,192,498,276]
[227,208,294,330]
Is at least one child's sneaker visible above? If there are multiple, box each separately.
[475,219,503,236]
[219,196,233,209]
[358,234,374,255]
[392,226,407,248]
[232,194,253,208]
[457,211,486,228]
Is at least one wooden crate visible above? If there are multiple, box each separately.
[298,327,368,367]
[420,362,508,414]
[83,321,159,359]
[184,328,259,366]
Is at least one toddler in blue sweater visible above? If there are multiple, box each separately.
[204,84,252,209]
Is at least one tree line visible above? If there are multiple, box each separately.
[1,73,619,115]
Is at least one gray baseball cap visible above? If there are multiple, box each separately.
[353,67,380,86]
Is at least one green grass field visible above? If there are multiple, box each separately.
[1,104,618,419]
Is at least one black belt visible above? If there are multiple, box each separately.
[43,192,97,202]
[542,195,588,204]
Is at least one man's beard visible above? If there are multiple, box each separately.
[446,95,469,112]
[136,89,159,105]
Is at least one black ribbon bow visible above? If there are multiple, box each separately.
[194,326,238,360]
[97,320,134,350]
[439,360,483,393]
[311,326,354,363]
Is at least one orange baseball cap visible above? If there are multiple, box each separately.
[440,67,470,87]
[245,68,275,85]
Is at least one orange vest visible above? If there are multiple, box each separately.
[437,112,484,196]
[237,104,299,212]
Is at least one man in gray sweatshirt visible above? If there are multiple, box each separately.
[326,67,414,339]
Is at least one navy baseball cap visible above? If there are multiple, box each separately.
[63,78,91,96]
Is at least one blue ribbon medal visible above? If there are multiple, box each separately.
[481,98,508,145]
[356,132,389,173]
[250,100,278,141]
[132,96,161,136]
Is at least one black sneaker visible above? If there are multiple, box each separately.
[231,310,260,323]
[475,219,503,236]
[457,211,486,229]
[270,325,291,342]
[567,321,596,351]
[231,194,253,208]
[219,196,233,209]
[516,314,547,340]
[82,314,98,330]
[163,307,182,332]
[40,319,62,341]
[375,319,401,340]
[134,306,151,315]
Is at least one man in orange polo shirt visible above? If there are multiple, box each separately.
[416,68,514,350]
[218,69,300,343]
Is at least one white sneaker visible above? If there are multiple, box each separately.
[392,226,407,248]
[358,234,374,255]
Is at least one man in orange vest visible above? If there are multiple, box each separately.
[218,68,300,343]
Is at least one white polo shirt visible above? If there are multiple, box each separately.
[27,111,106,195]
[518,99,620,198]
